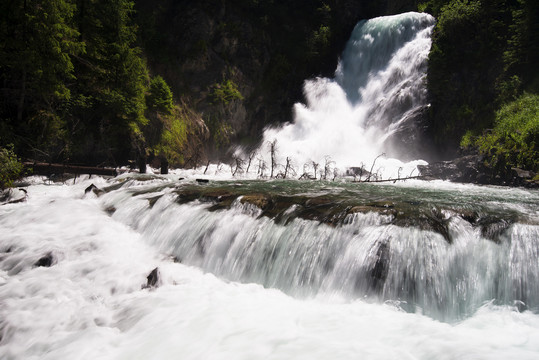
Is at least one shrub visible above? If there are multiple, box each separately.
[154,106,188,167]
[471,93,539,171]
[210,80,243,105]
[0,145,23,190]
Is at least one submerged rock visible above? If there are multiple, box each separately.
[34,253,55,267]
[0,188,28,205]
[240,194,272,210]
[84,184,104,196]
[143,267,161,289]
[369,241,390,291]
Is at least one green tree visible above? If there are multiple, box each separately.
[463,93,539,172]
[69,0,149,164]
[502,0,539,94]
[147,76,174,113]
[0,0,81,158]
[426,0,513,152]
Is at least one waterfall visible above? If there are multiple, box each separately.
[258,12,435,178]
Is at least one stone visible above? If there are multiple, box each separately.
[35,253,54,267]
[240,194,272,210]
[84,184,104,196]
[144,267,161,289]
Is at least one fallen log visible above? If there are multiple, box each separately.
[24,162,118,177]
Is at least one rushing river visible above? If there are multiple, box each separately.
[1,175,539,359]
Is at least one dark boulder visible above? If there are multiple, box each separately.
[84,184,104,196]
[143,267,161,289]
[34,253,55,267]
[369,241,390,291]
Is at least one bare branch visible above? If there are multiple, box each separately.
[366,153,385,182]
[246,150,257,173]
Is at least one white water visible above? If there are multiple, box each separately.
[1,176,539,359]
[258,12,435,179]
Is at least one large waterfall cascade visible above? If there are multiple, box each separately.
[259,12,435,178]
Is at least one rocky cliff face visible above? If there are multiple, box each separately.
[135,0,416,159]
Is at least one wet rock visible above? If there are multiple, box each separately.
[456,209,480,224]
[176,189,204,204]
[417,155,485,183]
[510,168,538,188]
[369,241,390,291]
[240,194,272,210]
[143,267,161,289]
[0,188,28,205]
[196,178,209,183]
[84,184,104,196]
[476,216,513,243]
[348,205,397,217]
[418,155,538,188]
[148,195,163,208]
[104,206,116,216]
[34,253,55,267]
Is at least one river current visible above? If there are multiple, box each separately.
[1,174,539,359]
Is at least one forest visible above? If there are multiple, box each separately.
[0,0,537,185]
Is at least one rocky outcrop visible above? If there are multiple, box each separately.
[171,183,521,243]
[417,154,538,188]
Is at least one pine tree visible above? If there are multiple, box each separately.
[69,0,149,164]
[0,0,81,157]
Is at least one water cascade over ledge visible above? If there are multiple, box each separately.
[103,177,539,322]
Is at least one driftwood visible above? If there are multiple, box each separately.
[24,162,118,177]
[353,175,427,183]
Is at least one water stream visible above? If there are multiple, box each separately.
[1,176,539,359]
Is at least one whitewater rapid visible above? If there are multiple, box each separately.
[1,176,539,359]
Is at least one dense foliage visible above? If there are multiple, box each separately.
[424,0,539,168]
[0,0,192,168]
[462,93,539,172]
